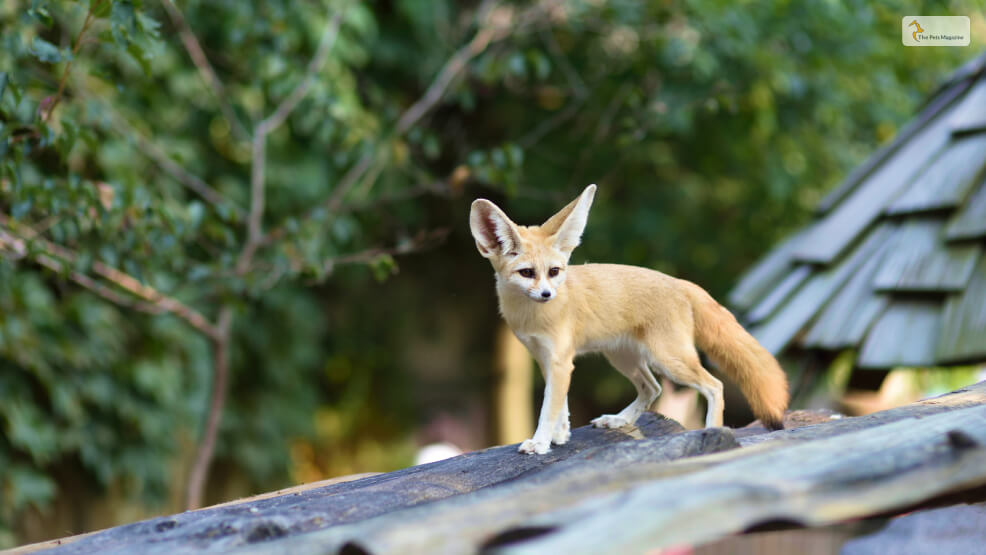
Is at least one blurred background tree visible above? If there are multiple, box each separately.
[1,0,983,546]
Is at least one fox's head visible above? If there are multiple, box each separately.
[469,184,596,303]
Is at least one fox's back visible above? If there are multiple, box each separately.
[564,263,694,346]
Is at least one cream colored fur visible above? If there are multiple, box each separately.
[470,185,789,454]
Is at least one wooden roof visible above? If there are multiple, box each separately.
[17,382,986,554]
[730,52,986,368]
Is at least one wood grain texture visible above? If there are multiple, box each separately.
[504,404,986,555]
[858,299,942,368]
[31,382,986,555]
[885,133,986,216]
[39,415,685,554]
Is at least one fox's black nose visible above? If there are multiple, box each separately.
[541,290,552,298]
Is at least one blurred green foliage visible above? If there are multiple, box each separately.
[1,0,983,544]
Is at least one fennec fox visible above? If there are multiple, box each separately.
[470,184,788,454]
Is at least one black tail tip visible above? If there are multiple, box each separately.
[763,416,785,431]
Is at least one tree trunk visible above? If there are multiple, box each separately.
[185,308,233,510]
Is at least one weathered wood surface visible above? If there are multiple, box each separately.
[503,404,986,554]
[39,415,687,554]
[245,382,986,554]
[842,501,986,554]
[29,381,986,555]
[234,427,740,555]
[736,379,986,446]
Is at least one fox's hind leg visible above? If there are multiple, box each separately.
[592,349,661,429]
[645,335,724,428]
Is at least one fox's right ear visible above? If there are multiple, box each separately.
[470,199,521,259]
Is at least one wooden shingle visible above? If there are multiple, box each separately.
[790,95,962,264]
[945,177,986,240]
[815,79,976,215]
[728,228,809,311]
[858,300,942,368]
[745,264,812,324]
[801,244,890,350]
[885,133,986,215]
[751,224,893,354]
[937,256,986,364]
[949,78,986,134]
[872,219,981,292]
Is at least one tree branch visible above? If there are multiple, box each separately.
[314,227,450,279]
[43,0,105,123]
[260,12,344,133]
[261,0,521,247]
[238,12,345,274]
[185,306,232,510]
[0,215,220,341]
[96,100,242,216]
[159,0,251,142]
[183,8,346,511]
[393,0,505,135]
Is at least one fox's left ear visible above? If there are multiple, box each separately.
[549,184,596,253]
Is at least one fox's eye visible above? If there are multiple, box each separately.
[548,267,561,277]
[518,268,535,278]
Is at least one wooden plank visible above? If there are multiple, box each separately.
[729,228,809,311]
[949,78,986,134]
[501,404,986,555]
[2,474,380,555]
[872,219,981,293]
[745,264,812,324]
[36,415,685,555]
[858,300,942,368]
[34,383,986,555]
[247,428,742,555]
[800,240,890,350]
[737,380,986,447]
[232,383,986,555]
[791,93,961,264]
[842,503,986,555]
[937,255,986,364]
[946,177,986,241]
[750,224,893,354]
[885,133,986,215]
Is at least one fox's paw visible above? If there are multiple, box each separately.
[591,414,630,429]
[518,438,551,455]
[551,427,571,445]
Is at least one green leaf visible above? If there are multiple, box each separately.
[91,0,112,18]
[11,199,32,219]
[5,466,56,512]
[0,72,9,103]
[136,11,162,38]
[3,400,60,463]
[369,254,397,282]
[127,42,153,76]
[28,0,54,27]
[30,37,65,63]
[110,0,137,45]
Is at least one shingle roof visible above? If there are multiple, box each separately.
[730,52,986,369]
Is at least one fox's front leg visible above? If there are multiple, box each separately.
[552,397,571,445]
[519,355,574,455]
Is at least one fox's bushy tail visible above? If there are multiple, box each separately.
[682,281,788,430]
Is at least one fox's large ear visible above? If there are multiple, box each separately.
[470,199,522,258]
[550,184,596,253]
